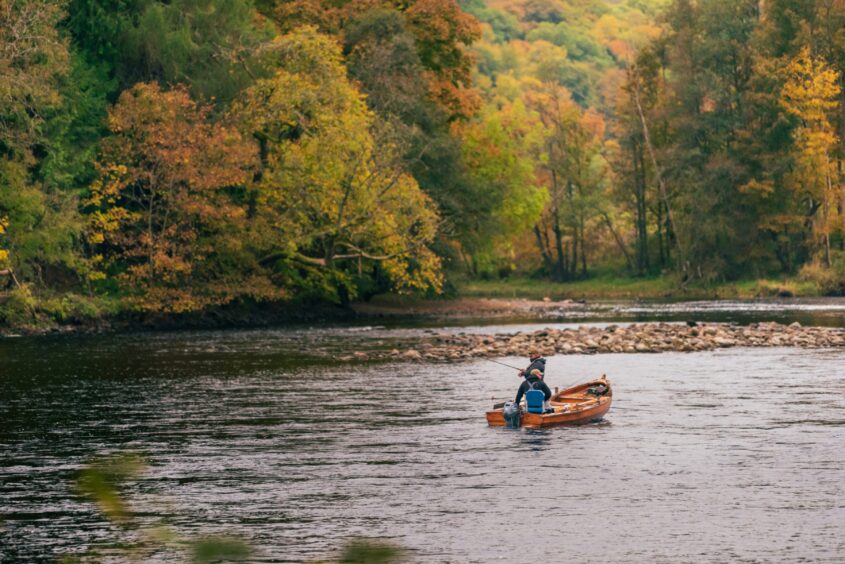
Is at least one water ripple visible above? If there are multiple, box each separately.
[1,334,844,562]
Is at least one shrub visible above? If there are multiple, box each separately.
[40,293,113,324]
[0,286,37,327]
[799,253,845,295]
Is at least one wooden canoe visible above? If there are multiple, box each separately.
[486,375,612,429]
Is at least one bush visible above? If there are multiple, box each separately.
[40,293,114,324]
[754,280,796,297]
[1,289,117,329]
[0,286,38,327]
[799,253,845,295]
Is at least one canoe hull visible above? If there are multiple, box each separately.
[486,375,612,429]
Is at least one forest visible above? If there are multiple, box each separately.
[2,0,845,327]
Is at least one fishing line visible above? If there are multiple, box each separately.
[486,359,594,390]
[484,358,523,371]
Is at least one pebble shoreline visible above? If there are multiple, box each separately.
[363,322,845,361]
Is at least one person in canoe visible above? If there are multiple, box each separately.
[515,343,553,404]
[514,368,553,411]
[517,349,546,380]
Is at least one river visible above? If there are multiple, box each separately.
[1,300,844,562]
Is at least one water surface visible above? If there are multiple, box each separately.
[2,322,844,562]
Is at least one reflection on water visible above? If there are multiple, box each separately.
[364,297,845,329]
[505,297,845,329]
[582,297,845,327]
[2,327,844,562]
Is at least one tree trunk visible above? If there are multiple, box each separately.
[553,217,566,282]
[551,171,566,282]
[825,232,832,268]
[664,208,673,265]
[0,268,21,289]
[838,158,844,251]
[534,225,553,274]
[655,202,666,266]
[459,248,473,274]
[633,138,649,273]
[541,227,554,267]
[562,240,570,278]
[579,215,587,276]
[823,153,833,267]
[602,212,634,271]
[338,283,350,307]
[633,74,685,271]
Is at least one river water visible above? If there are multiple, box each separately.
[2,300,845,562]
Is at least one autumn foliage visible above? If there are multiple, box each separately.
[87,83,269,312]
[231,28,442,298]
[780,48,842,267]
[6,0,845,324]
[269,0,480,120]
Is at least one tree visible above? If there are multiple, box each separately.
[0,0,68,148]
[66,0,274,101]
[609,53,666,276]
[780,47,842,266]
[265,0,481,121]
[458,0,521,43]
[405,0,482,120]
[265,0,484,277]
[640,0,765,280]
[343,9,435,127]
[0,0,83,286]
[231,27,442,301]
[527,84,607,280]
[87,83,267,312]
[455,99,548,273]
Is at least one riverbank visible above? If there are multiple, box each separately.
[456,275,824,300]
[0,272,838,336]
[359,321,845,362]
[349,274,829,319]
[0,289,357,337]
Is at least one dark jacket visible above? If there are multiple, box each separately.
[521,357,546,378]
[515,375,552,405]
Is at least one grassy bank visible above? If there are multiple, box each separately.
[455,274,823,300]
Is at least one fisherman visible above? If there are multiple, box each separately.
[518,349,546,380]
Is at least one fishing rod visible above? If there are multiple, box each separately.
[487,359,609,407]
[487,357,540,409]
[487,357,598,389]
[484,358,524,371]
